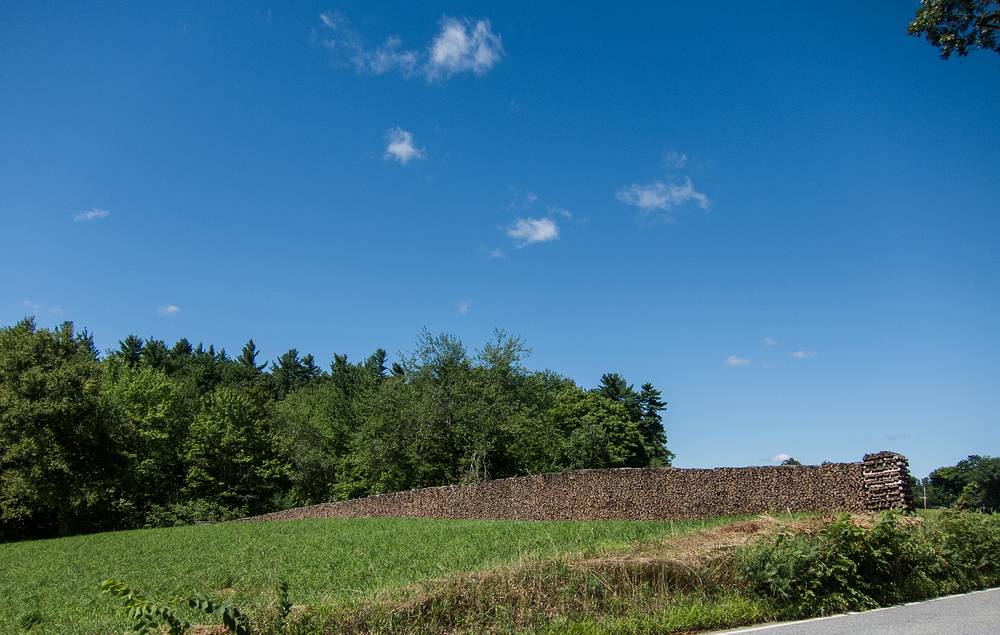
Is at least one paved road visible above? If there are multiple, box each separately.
[715,587,1000,635]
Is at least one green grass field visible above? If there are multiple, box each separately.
[0,516,741,634]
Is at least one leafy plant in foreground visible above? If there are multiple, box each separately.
[100,579,189,634]
[101,578,291,634]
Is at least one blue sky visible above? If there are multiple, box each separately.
[2,1,998,477]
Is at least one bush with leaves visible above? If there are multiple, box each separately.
[739,511,1000,619]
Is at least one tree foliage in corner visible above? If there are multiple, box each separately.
[908,0,1000,58]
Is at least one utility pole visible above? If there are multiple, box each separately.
[923,480,927,509]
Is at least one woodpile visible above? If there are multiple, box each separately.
[862,451,914,511]
[245,453,916,523]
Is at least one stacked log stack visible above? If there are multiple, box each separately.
[862,451,915,511]
[246,451,914,523]
[247,463,868,523]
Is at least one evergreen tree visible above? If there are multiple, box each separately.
[598,372,642,421]
[141,339,168,369]
[637,383,673,466]
[237,339,267,373]
[364,349,388,379]
[167,338,194,374]
[272,349,312,398]
[117,335,144,368]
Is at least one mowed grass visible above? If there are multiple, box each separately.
[1,515,742,634]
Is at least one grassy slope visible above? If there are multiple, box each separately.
[0,516,742,634]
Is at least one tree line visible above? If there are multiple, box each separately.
[913,455,1000,512]
[0,318,673,541]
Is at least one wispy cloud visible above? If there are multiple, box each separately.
[319,12,419,77]
[455,299,471,315]
[158,305,181,316]
[724,355,752,367]
[505,217,559,246]
[319,13,503,82]
[507,188,539,210]
[762,337,777,348]
[616,177,709,214]
[788,350,817,360]
[22,300,63,315]
[546,204,573,219]
[769,453,792,463]
[663,151,688,169]
[383,127,425,164]
[73,208,111,222]
[484,247,505,259]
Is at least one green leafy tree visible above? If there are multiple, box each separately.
[183,387,288,515]
[909,0,1000,58]
[271,381,357,504]
[100,360,190,522]
[930,455,1000,511]
[0,319,119,538]
[548,387,647,469]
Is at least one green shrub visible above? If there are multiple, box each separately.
[738,511,1000,620]
[738,512,940,618]
[926,510,1000,592]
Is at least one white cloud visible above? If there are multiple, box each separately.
[456,299,471,315]
[22,299,41,311]
[425,17,504,80]
[319,13,502,82]
[664,151,688,169]
[724,355,752,367]
[762,337,777,348]
[158,305,181,316]
[383,127,425,164]
[616,177,709,213]
[788,350,817,360]
[485,247,505,259]
[769,453,792,463]
[505,217,559,246]
[73,208,111,222]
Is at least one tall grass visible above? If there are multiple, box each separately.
[0,516,738,633]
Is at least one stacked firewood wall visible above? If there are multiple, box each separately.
[862,451,914,511]
[247,453,920,523]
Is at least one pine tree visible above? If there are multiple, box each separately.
[272,349,309,398]
[598,373,642,421]
[598,373,630,401]
[140,339,168,369]
[237,339,267,373]
[117,335,144,368]
[637,382,673,466]
[364,349,388,379]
